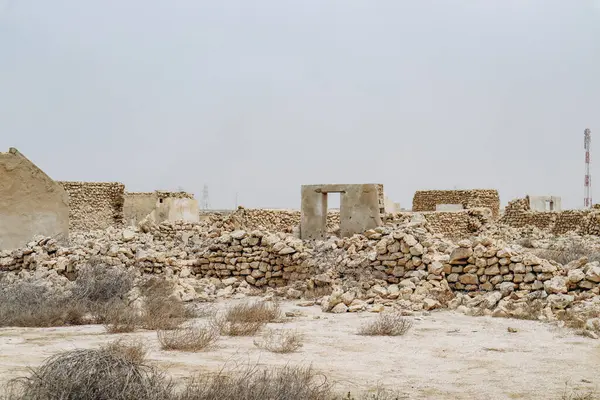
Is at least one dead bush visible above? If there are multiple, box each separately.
[358,313,412,336]
[102,338,147,364]
[211,315,265,337]
[209,301,282,337]
[0,282,84,328]
[4,340,173,400]
[535,241,600,265]
[224,301,282,324]
[140,278,197,330]
[103,301,141,333]
[157,325,219,352]
[253,329,304,353]
[177,363,333,400]
[72,260,137,305]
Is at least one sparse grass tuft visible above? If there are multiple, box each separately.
[560,382,598,400]
[157,325,219,352]
[254,329,304,353]
[358,313,412,336]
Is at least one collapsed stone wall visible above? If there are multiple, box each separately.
[59,182,125,231]
[0,224,312,288]
[500,197,600,235]
[2,220,600,302]
[385,209,492,239]
[412,189,500,218]
[214,208,341,233]
[335,226,600,296]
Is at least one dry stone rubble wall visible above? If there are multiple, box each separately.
[500,197,600,235]
[59,182,125,231]
[412,189,500,218]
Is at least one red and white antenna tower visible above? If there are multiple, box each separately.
[584,128,592,208]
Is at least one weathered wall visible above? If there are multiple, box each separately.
[529,195,562,211]
[387,209,492,239]
[59,182,125,231]
[124,191,197,226]
[499,197,600,235]
[123,192,157,226]
[0,148,69,250]
[412,189,500,218]
[301,184,383,239]
[204,208,340,233]
[152,197,200,224]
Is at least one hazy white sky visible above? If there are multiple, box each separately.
[1,1,599,210]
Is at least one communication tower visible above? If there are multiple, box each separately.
[584,128,592,208]
[201,185,210,210]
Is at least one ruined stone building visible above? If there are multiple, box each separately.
[0,148,69,250]
[59,181,126,231]
[123,191,199,226]
[412,189,500,218]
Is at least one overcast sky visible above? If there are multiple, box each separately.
[1,1,599,210]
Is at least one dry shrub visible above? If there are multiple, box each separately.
[72,260,137,305]
[157,325,219,352]
[177,363,333,400]
[358,313,412,336]
[140,278,197,330]
[535,241,600,265]
[196,303,217,318]
[102,338,147,364]
[0,282,84,328]
[253,329,304,353]
[211,316,265,337]
[4,340,173,400]
[103,301,141,333]
[224,301,281,324]
[211,301,282,337]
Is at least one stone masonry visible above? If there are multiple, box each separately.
[59,182,125,231]
[500,196,600,235]
[412,189,500,218]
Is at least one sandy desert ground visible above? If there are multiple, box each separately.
[0,299,599,400]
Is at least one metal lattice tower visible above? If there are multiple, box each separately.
[584,128,592,208]
[201,185,210,210]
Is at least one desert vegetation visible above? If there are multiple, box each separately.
[0,340,409,400]
[358,313,413,336]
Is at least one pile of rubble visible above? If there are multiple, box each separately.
[2,215,600,336]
